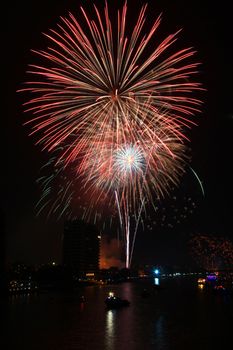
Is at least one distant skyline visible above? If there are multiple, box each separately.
[4,0,233,267]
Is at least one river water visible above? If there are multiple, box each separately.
[2,277,233,349]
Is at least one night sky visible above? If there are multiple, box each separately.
[4,0,233,267]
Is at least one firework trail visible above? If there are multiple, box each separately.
[20,2,203,267]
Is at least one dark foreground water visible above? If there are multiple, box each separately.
[2,277,233,350]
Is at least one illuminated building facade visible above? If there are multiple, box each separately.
[63,220,100,278]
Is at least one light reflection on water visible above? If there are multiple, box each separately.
[153,315,165,350]
[105,310,115,350]
[3,277,233,350]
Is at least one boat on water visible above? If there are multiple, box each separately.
[105,292,130,309]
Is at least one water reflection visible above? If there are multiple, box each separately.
[104,282,134,350]
[9,293,35,305]
[198,283,204,290]
[4,278,233,350]
[153,316,166,350]
[105,310,115,350]
[80,300,85,311]
[121,281,134,300]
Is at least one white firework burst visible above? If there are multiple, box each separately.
[113,144,145,176]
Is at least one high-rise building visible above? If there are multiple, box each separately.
[63,219,100,278]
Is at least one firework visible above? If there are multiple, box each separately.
[20,2,203,267]
[20,2,201,159]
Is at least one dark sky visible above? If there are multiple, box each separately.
[4,0,233,267]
